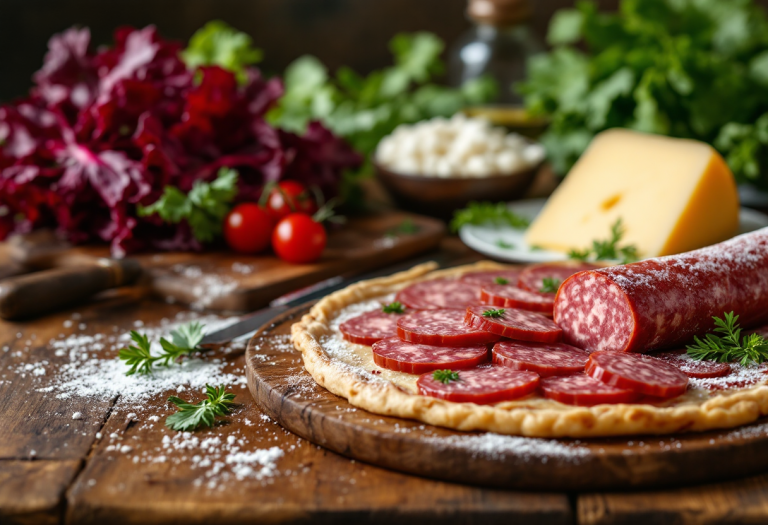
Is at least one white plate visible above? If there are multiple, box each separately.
[458,199,768,263]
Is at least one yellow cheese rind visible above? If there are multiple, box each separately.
[525,129,740,257]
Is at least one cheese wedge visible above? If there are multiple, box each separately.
[525,129,739,257]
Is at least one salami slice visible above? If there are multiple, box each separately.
[464,305,562,343]
[540,374,640,406]
[554,228,768,353]
[371,337,488,374]
[492,341,588,377]
[518,262,602,293]
[586,351,689,398]
[339,310,401,345]
[417,366,539,404]
[460,269,521,287]
[652,349,732,379]
[480,284,555,315]
[395,279,481,310]
[397,309,499,347]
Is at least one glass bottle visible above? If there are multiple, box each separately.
[449,0,543,105]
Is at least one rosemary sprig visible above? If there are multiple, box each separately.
[567,218,639,264]
[539,277,561,294]
[687,312,768,366]
[432,369,460,384]
[166,384,236,431]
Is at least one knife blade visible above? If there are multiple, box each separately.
[200,249,476,345]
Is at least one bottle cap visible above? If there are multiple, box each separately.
[468,0,532,26]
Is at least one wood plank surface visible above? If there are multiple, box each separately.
[0,459,80,525]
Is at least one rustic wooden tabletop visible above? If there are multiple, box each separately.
[3,238,768,525]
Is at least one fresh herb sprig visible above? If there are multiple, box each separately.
[567,219,639,264]
[382,301,406,314]
[496,239,515,249]
[687,312,768,366]
[482,308,506,318]
[433,369,460,384]
[450,202,530,232]
[385,219,420,238]
[166,384,236,431]
[138,168,238,243]
[118,321,207,376]
[539,277,561,293]
[494,277,509,285]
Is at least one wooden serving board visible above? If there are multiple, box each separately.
[246,305,768,491]
[66,210,444,312]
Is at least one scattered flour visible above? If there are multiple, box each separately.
[171,265,238,310]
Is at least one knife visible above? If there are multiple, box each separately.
[200,249,477,346]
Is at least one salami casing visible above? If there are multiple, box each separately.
[397,309,499,346]
[480,284,554,314]
[371,337,488,374]
[492,341,588,377]
[464,305,562,343]
[416,366,539,404]
[339,310,401,345]
[395,279,482,310]
[554,228,768,353]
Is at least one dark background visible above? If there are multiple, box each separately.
[0,0,623,102]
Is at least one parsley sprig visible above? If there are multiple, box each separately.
[450,202,530,232]
[482,308,505,318]
[687,312,768,366]
[382,301,406,314]
[567,219,639,264]
[118,321,207,376]
[166,384,236,431]
[494,277,509,285]
[539,277,561,294]
[433,369,460,384]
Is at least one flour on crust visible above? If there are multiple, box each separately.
[291,261,768,438]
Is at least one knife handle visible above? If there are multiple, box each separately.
[0,258,142,320]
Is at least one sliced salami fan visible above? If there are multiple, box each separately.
[397,309,499,347]
[540,374,640,406]
[395,279,482,310]
[459,269,521,287]
[652,349,732,379]
[480,284,555,315]
[371,337,488,374]
[586,351,689,398]
[492,341,588,377]
[339,310,401,345]
[464,305,562,343]
[518,262,602,293]
[417,366,539,404]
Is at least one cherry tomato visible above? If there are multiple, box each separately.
[272,213,327,264]
[266,181,317,222]
[224,203,273,254]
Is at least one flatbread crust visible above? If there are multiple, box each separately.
[291,261,768,438]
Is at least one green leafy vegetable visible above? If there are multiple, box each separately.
[450,202,530,232]
[687,312,768,366]
[267,32,497,198]
[138,168,238,243]
[482,308,505,318]
[118,322,207,376]
[496,240,515,249]
[181,21,263,83]
[382,301,406,314]
[494,277,509,285]
[567,219,639,264]
[432,369,460,384]
[517,0,768,187]
[539,277,561,293]
[166,384,236,431]
[385,218,420,238]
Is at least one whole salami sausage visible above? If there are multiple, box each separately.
[554,228,768,353]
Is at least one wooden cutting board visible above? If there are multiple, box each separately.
[246,305,768,491]
[61,210,444,312]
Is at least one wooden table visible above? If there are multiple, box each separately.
[3,238,768,525]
